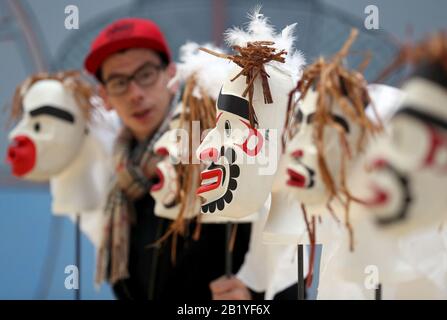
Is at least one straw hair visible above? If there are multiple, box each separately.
[198,6,305,128]
[200,42,286,128]
[152,75,217,262]
[285,29,382,251]
[10,70,96,124]
[377,31,447,82]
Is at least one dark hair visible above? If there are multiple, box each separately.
[95,50,169,83]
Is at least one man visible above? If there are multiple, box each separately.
[84,17,251,300]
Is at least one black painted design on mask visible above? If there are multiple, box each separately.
[395,106,447,131]
[30,105,75,123]
[306,166,316,189]
[164,198,178,209]
[307,113,350,134]
[217,89,250,120]
[375,163,413,226]
[412,61,447,89]
[201,147,240,213]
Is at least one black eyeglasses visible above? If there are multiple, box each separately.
[104,62,164,96]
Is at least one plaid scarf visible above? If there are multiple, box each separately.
[95,93,178,286]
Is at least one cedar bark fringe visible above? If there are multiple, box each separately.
[151,75,217,262]
[200,41,286,128]
[301,204,317,288]
[376,31,447,83]
[285,29,383,251]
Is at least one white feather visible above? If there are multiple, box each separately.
[275,23,297,55]
[223,6,305,81]
[224,27,249,47]
[174,42,232,100]
[246,5,275,41]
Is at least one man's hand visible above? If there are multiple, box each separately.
[210,275,252,300]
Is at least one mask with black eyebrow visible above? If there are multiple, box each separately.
[7,78,89,181]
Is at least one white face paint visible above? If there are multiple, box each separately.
[285,88,360,208]
[196,65,293,219]
[7,79,87,181]
[364,73,447,235]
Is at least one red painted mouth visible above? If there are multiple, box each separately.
[151,167,164,192]
[287,168,306,188]
[6,135,36,177]
[365,184,389,207]
[197,168,223,195]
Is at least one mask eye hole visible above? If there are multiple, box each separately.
[224,120,231,138]
[34,122,41,133]
[289,109,304,137]
[296,109,303,124]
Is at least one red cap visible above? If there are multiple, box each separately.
[84,17,171,75]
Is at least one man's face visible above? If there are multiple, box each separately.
[100,48,175,141]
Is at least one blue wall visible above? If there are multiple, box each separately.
[0,189,114,299]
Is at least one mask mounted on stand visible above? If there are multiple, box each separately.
[196,10,304,219]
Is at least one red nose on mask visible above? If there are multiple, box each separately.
[6,135,36,177]
[199,148,219,162]
[155,147,169,157]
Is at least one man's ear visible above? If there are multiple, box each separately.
[166,62,178,94]
[98,85,114,111]
[166,62,176,79]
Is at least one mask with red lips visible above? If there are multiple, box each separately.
[151,102,260,224]
[196,64,293,219]
[7,78,89,181]
[365,59,447,235]
[150,108,184,219]
[285,87,363,208]
[195,8,304,219]
[283,58,406,288]
[152,41,263,227]
[283,30,383,226]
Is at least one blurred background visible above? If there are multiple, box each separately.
[0,0,446,299]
